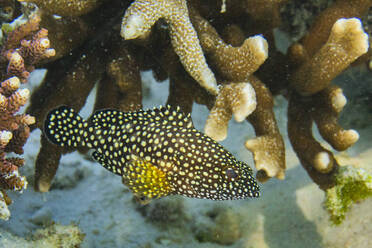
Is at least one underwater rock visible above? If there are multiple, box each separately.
[193,207,241,245]
[31,223,85,247]
[135,197,187,227]
[0,223,84,247]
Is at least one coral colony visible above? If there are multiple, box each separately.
[1,0,371,224]
[0,12,55,220]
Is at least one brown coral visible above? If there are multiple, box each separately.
[18,0,106,17]
[290,18,369,95]
[0,76,30,220]
[205,82,257,141]
[191,8,269,82]
[0,11,54,219]
[121,0,218,95]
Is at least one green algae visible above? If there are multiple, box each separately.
[325,165,372,225]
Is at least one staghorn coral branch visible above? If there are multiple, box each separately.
[17,28,56,65]
[98,45,142,112]
[191,11,268,82]
[163,48,214,115]
[299,0,372,57]
[121,0,218,95]
[205,82,257,141]
[3,15,56,83]
[245,76,285,182]
[287,92,339,190]
[0,76,31,219]
[0,77,20,95]
[291,18,369,95]
[29,50,102,191]
[34,134,66,193]
[310,85,359,151]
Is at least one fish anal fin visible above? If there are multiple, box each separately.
[122,155,172,202]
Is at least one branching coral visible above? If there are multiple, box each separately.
[205,82,256,141]
[14,0,372,224]
[245,76,285,181]
[0,12,54,219]
[287,17,369,191]
[121,0,218,95]
[290,18,369,96]
[190,11,269,82]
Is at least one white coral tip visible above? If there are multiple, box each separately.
[45,48,56,57]
[40,38,50,49]
[23,115,36,125]
[233,83,257,122]
[314,152,332,173]
[200,68,218,95]
[10,51,22,62]
[331,89,347,112]
[333,18,369,55]
[121,14,145,39]
[18,88,30,99]
[0,130,13,146]
[0,94,6,106]
[8,77,20,90]
[250,35,268,59]
[345,129,359,144]
[205,123,227,142]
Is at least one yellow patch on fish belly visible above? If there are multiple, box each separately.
[122,155,172,203]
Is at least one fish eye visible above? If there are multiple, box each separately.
[226,168,238,179]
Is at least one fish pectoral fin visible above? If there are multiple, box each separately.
[122,155,172,202]
[92,151,121,175]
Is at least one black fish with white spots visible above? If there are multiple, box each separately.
[44,105,260,202]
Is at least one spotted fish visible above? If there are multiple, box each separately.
[44,105,260,202]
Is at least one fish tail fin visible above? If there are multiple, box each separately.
[44,106,92,148]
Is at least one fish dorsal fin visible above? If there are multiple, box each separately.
[91,109,125,130]
[91,106,194,129]
[148,105,194,129]
[122,155,173,203]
